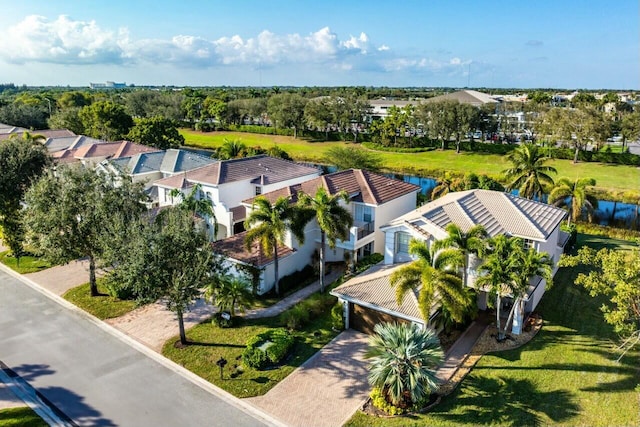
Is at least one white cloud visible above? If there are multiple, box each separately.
[377,44,390,51]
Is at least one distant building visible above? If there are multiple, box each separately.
[89,81,127,89]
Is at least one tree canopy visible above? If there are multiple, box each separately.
[127,116,185,149]
[79,100,134,141]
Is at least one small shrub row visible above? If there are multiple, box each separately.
[280,293,336,330]
[575,222,640,242]
[354,253,384,274]
[330,302,344,330]
[277,264,316,295]
[369,387,433,416]
[242,328,294,370]
[362,142,436,153]
[227,124,295,137]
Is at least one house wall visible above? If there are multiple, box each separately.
[371,191,418,253]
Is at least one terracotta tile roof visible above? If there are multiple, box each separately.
[230,205,246,223]
[0,129,75,141]
[153,155,319,189]
[212,231,294,267]
[73,141,159,160]
[244,169,420,206]
[113,140,161,158]
[387,189,567,240]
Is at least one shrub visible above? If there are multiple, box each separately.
[355,253,384,274]
[211,311,236,328]
[575,222,640,242]
[277,265,315,295]
[281,305,310,330]
[370,386,434,416]
[561,223,578,252]
[242,328,294,369]
[331,302,344,330]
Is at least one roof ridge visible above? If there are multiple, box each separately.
[355,169,379,204]
[500,193,545,239]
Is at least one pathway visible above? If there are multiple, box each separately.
[436,317,490,383]
[24,259,97,296]
[247,329,370,427]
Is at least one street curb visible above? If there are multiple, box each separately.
[0,263,287,427]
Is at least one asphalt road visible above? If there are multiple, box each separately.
[0,268,270,427]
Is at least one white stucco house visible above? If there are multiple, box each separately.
[152,155,321,241]
[331,189,569,334]
[213,169,420,295]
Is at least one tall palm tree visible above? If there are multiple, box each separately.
[297,187,353,292]
[391,239,470,323]
[434,223,488,288]
[170,183,218,238]
[365,322,443,408]
[502,143,557,200]
[548,177,598,225]
[205,276,254,317]
[244,196,307,296]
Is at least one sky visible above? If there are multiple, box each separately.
[0,0,637,89]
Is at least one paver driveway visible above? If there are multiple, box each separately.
[247,329,370,427]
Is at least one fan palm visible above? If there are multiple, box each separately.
[297,187,353,292]
[216,138,246,160]
[502,143,557,200]
[434,223,488,287]
[365,322,443,407]
[205,276,254,317]
[244,196,307,295]
[548,177,598,225]
[391,239,470,323]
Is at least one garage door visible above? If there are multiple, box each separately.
[349,303,409,334]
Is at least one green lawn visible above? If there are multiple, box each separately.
[181,130,640,193]
[0,251,51,274]
[345,233,640,427]
[162,292,339,398]
[0,407,48,427]
[62,279,138,320]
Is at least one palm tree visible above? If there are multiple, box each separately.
[216,138,246,160]
[434,223,488,288]
[244,196,307,296]
[365,322,444,408]
[548,177,598,225]
[391,239,470,323]
[502,143,557,200]
[504,247,553,333]
[297,188,353,292]
[430,173,456,200]
[170,183,218,238]
[205,276,254,317]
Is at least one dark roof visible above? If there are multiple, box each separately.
[154,155,320,188]
[244,169,420,206]
[212,231,294,267]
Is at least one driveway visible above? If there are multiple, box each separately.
[247,329,370,427]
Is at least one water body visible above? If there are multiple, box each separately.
[183,147,639,228]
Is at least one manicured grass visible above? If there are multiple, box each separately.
[0,407,48,427]
[181,130,640,193]
[345,233,640,427]
[0,251,51,274]
[62,279,138,320]
[162,292,339,398]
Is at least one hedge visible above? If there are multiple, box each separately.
[242,328,294,369]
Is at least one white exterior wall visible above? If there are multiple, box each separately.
[157,187,179,207]
[371,191,418,253]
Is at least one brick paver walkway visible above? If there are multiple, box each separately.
[24,259,98,296]
[246,329,370,427]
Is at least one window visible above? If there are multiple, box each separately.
[255,186,262,196]
[206,191,213,202]
[523,239,534,250]
[355,204,373,223]
[396,232,411,254]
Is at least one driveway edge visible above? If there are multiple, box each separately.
[0,263,287,427]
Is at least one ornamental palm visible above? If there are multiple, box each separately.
[244,196,307,296]
[170,183,218,238]
[297,187,353,292]
[548,177,598,225]
[365,322,444,407]
[391,239,470,323]
[434,223,488,287]
[205,276,254,317]
[216,138,246,160]
[502,143,557,200]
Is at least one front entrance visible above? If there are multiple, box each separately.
[349,303,409,334]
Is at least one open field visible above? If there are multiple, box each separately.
[181,130,640,193]
[345,233,640,427]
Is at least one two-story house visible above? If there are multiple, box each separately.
[213,169,420,295]
[331,189,569,334]
[152,155,321,240]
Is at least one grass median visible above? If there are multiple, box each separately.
[62,279,138,320]
[181,130,640,193]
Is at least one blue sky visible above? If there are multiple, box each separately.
[0,0,637,89]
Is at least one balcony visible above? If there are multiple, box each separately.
[355,221,374,240]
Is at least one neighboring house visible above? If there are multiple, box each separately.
[0,128,76,142]
[52,141,160,166]
[332,189,569,334]
[423,90,500,107]
[97,149,215,190]
[214,169,420,295]
[369,99,417,120]
[153,155,321,240]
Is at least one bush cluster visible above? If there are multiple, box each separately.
[277,265,315,295]
[331,302,344,330]
[370,387,433,416]
[211,311,236,328]
[280,294,336,330]
[575,222,640,241]
[242,328,294,370]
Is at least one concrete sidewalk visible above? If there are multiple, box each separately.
[436,317,489,383]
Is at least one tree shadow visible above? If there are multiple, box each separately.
[180,340,245,348]
[7,362,116,426]
[431,376,580,426]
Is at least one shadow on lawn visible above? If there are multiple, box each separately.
[431,376,580,427]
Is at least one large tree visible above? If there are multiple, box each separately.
[24,166,146,296]
[298,187,353,292]
[267,93,307,138]
[502,143,557,199]
[79,100,134,141]
[127,116,185,149]
[365,322,443,409]
[417,100,458,151]
[47,107,85,135]
[244,196,308,295]
[391,238,470,323]
[323,146,382,172]
[548,177,598,225]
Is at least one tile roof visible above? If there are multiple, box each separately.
[73,141,159,160]
[212,231,294,267]
[387,189,567,240]
[153,155,320,189]
[0,129,75,141]
[230,205,246,223]
[160,149,215,173]
[243,169,420,206]
[424,90,499,106]
[331,263,427,322]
